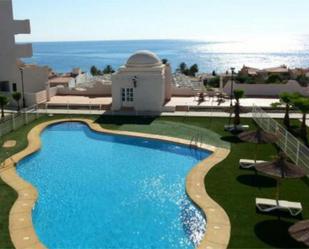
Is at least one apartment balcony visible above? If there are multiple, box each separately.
[16,43,33,58]
[14,20,31,34]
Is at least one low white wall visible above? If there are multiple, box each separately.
[23,66,49,93]
[223,80,309,97]
[49,87,58,97]
[57,84,112,96]
[24,89,48,106]
[171,86,198,96]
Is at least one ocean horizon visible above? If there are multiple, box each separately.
[23,37,309,73]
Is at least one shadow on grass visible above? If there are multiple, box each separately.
[237,174,277,188]
[95,115,157,125]
[302,177,309,188]
[221,135,243,144]
[254,219,306,248]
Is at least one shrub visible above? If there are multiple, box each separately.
[236,75,255,84]
[296,75,309,87]
[266,74,282,83]
[207,76,220,87]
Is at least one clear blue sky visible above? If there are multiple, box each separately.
[13,0,309,42]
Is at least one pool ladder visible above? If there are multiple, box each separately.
[190,133,204,159]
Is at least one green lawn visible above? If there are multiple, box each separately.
[0,115,308,249]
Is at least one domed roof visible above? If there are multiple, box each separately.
[126,50,162,68]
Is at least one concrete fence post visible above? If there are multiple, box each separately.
[12,114,15,130]
[25,112,28,125]
[35,105,39,119]
[296,142,300,165]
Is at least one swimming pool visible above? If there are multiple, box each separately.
[17,122,211,249]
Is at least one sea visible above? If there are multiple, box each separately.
[23,36,309,74]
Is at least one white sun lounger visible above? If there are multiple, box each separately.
[224,124,249,132]
[239,159,267,169]
[256,198,303,216]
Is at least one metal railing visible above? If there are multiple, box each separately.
[252,105,309,173]
[0,105,43,138]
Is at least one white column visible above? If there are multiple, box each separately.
[46,82,51,101]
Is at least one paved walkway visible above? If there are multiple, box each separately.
[46,96,112,107]
[37,109,306,119]
[166,97,279,108]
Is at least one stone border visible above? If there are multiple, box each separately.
[0,118,231,249]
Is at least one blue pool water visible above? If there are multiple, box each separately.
[17,122,211,249]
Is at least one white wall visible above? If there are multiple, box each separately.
[223,80,309,97]
[58,83,111,96]
[164,64,173,100]
[24,90,47,106]
[75,73,88,85]
[112,70,165,111]
[23,66,49,93]
[171,86,197,96]
[0,0,32,94]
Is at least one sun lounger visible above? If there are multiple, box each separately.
[224,124,250,132]
[239,159,266,169]
[256,198,302,216]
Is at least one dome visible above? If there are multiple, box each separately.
[126,51,162,68]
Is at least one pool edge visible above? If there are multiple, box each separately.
[0,118,231,249]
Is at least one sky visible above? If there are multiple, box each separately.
[13,0,309,42]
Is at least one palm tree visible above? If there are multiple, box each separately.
[279,92,300,129]
[12,92,21,112]
[233,89,245,126]
[293,97,309,145]
[0,95,9,118]
[178,62,187,74]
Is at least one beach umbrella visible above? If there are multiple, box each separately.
[238,128,279,163]
[289,220,309,246]
[255,153,306,201]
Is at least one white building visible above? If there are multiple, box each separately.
[112,51,173,112]
[0,0,48,106]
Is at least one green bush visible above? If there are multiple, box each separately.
[296,75,309,87]
[266,74,282,83]
[207,76,220,87]
[236,75,255,84]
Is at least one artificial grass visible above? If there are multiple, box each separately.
[0,114,308,249]
[96,116,309,248]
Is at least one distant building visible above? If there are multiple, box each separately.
[239,66,260,76]
[0,0,48,106]
[112,51,173,112]
[262,65,289,74]
[48,68,87,88]
[239,65,290,78]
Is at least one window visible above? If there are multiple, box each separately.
[126,88,133,102]
[121,88,126,101]
[0,81,10,92]
[12,83,17,92]
[121,88,134,102]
